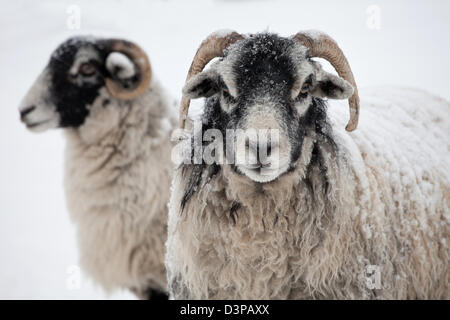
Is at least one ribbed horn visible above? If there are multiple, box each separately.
[179,31,244,128]
[293,30,360,131]
[104,39,152,100]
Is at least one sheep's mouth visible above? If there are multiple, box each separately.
[243,164,272,170]
[23,118,58,132]
[25,119,53,128]
[238,163,290,183]
[241,161,288,171]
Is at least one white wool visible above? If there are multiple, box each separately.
[106,52,135,78]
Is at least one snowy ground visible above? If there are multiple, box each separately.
[0,0,448,299]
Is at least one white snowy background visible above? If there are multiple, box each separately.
[0,0,448,299]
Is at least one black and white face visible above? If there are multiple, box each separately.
[183,33,354,183]
[19,37,140,132]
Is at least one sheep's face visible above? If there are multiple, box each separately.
[183,33,353,183]
[19,37,140,132]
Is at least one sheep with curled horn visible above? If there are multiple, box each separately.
[166,30,450,299]
[19,36,177,299]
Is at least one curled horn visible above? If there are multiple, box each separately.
[293,31,360,131]
[104,39,152,100]
[179,31,244,128]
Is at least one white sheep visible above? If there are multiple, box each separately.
[166,30,449,299]
[19,37,176,299]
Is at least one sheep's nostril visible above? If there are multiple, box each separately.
[20,105,36,120]
[266,145,272,157]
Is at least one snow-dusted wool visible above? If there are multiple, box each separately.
[19,37,176,299]
[166,33,449,299]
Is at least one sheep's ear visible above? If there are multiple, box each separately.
[311,71,354,100]
[105,52,137,81]
[182,70,220,99]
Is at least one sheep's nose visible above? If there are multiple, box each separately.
[20,105,36,120]
[246,138,272,165]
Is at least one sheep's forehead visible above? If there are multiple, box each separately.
[218,34,311,97]
[69,47,101,75]
[50,37,99,70]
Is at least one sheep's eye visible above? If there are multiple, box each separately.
[79,63,96,76]
[300,82,310,94]
[300,75,313,94]
[223,86,230,97]
[220,81,236,103]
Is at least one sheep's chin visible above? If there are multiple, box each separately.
[20,102,60,133]
[237,164,289,183]
[25,118,59,132]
